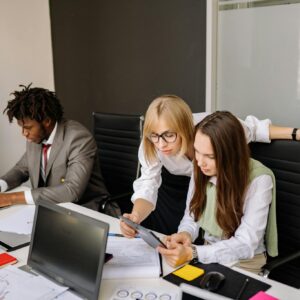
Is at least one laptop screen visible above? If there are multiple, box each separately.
[27,200,109,300]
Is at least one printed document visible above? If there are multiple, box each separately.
[103,236,161,279]
[0,205,35,235]
[0,265,68,299]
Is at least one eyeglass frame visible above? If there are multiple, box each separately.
[147,131,178,144]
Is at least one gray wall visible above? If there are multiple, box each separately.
[50,0,207,130]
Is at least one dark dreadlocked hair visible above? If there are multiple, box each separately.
[3,83,64,123]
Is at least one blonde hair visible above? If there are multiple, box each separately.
[143,95,194,164]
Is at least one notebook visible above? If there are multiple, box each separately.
[20,199,109,300]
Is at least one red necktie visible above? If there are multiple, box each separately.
[42,144,51,174]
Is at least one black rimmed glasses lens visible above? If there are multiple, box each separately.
[148,131,177,143]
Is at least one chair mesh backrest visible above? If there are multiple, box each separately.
[250,140,300,287]
[93,112,143,197]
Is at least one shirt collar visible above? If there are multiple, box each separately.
[43,122,58,145]
[209,176,217,186]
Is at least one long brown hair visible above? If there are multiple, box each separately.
[190,111,250,237]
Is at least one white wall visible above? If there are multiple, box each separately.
[0,0,54,173]
[217,2,300,127]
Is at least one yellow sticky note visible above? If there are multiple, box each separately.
[172,264,205,281]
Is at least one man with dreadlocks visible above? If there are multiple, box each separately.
[0,84,109,210]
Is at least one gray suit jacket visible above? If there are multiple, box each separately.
[1,120,109,210]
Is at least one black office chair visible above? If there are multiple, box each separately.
[250,140,300,288]
[93,112,144,214]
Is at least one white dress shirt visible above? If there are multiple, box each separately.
[0,123,57,204]
[178,174,273,264]
[131,114,271,208]
[0,180,8,193]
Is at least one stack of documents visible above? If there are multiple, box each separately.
[0,206,35,251]
[0,206,35,235]
[103,235,161,279]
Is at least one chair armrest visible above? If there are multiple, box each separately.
[259,251,300,278]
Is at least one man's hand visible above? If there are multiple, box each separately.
[0,193,12,207]
[120,211,141,238]
[0,192,26,207]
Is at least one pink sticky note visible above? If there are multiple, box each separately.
[249,291,279,300]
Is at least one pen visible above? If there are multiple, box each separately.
[108,233,124,237]
[235,278,249,300]
[108,233,141,238]
[108,233,142,239]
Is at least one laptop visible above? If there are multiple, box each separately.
[21,199,109,300]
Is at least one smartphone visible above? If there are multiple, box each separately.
[119,216,167,249]
[119,215,139,230]
[148,231,167,249]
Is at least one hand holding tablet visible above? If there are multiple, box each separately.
[119,216,167,249]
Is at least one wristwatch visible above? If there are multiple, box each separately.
[191,245,198,262]
[292,128,298,141]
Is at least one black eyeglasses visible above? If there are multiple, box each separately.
[147,131,177,144]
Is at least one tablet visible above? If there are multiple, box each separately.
[120,216,167,249]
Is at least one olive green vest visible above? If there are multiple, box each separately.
[198,159,278,257]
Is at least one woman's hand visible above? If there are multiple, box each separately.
[158,241,193,267]
[164,231,192,247]
[119,211,140,238]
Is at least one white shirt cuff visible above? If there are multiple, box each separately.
[0,180,8,192]
[197,244,217,264]
[24,190,35,204]
[245,115,271,143]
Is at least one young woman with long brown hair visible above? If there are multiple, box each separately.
[158,111,277,274]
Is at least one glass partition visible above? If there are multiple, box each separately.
[216,0,300,126]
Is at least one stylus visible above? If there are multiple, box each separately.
[235,278,249,300]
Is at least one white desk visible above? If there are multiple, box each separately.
[2,203,300,300]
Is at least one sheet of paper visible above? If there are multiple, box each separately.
[103,236,161,279]
[0,265,68,300]
[0,205,35,234]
